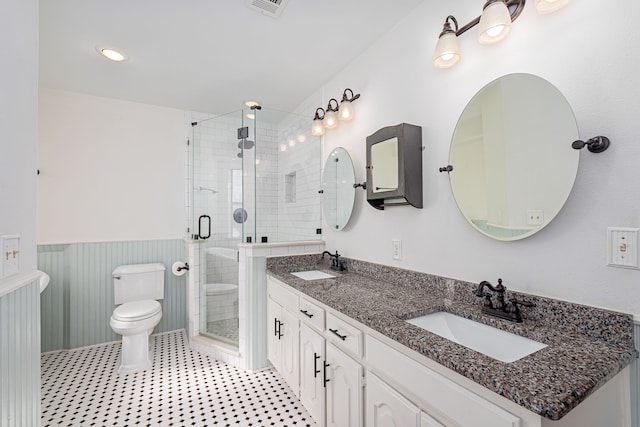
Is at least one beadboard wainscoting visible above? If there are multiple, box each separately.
[0,279,41,426]
[633,321,640,427]
[38,239,187,352]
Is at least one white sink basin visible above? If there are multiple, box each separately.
[406,311,547,363]
[38,270,51,294]
[291,270,336,281]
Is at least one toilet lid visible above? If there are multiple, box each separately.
[113,300,161,322]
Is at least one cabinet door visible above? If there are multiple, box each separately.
[299,323,325,425]
[366,373,420,427]
[421,411,445,427]
[326,342,363,427]
[267,297,281,371]
[280,307,299,396]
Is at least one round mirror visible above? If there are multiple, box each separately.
[322,147,356,230]
[449,73,579,241]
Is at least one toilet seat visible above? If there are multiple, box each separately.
[112,300,161,322]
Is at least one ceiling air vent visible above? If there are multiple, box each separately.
[245,0,290,19]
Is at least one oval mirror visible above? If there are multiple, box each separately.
[449,73,579,241]
[322,147,356,230]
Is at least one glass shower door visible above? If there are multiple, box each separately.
[191,110,247,346]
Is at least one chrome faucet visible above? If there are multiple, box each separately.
[474,278,534,323]
[322,250,346,271]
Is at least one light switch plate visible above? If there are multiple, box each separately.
[1,234,21,278]
[607,227,639,269]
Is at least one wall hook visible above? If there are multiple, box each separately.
[439,165,453,173]
[571,136,610,153]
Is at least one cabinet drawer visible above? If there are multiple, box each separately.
[299,298,325,331]
[366,335,520,427]
[326,312,363,357]
[268,278,298,312]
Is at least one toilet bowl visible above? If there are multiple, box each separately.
[110,300,162,373]
[110,263,165,374]
[205,283,239,324]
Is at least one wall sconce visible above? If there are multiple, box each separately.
[324,99,340,130]
[312,108,326,136]
[434,0,570,69]
[338,88,360,121]
[534,0,570,14]
[312,88,360,136]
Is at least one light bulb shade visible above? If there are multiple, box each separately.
[434,32,461,68]
[338,100,354,121]
[534,0,570,14]
[324,110,339,129]
[478,1,512,45]
[312,118,325,136]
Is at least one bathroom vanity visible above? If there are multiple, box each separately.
[266,255,637,427]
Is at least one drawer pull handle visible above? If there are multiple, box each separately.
[323,361,330,387]
[314,352,321,378]
[300,309,314,318]
[274,318,279,337]
[329,328,347,341]
[278,321,284,339]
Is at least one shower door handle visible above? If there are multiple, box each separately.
[198,215,211,239]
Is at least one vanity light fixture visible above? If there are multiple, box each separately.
[312,108,326,136]
[324,99,340,130]
[534,0,570,14]
[478,0,513,44]
[434,0,569,69]
[338,88,361,121]
[311,88,361,136]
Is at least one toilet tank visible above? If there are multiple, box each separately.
[113,263,165,305]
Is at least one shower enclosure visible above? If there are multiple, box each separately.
[189,107,322,347]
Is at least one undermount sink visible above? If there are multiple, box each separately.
[405,311,547,363]
[291,270,336,281]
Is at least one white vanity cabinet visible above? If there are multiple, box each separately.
[268,274,633,427]
[267,281,299,396]
[299,322,325,424]
[298,301,364,427]
[325,341,363,427]
[366,372,421,427]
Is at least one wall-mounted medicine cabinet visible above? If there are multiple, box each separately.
[366,123,423,210]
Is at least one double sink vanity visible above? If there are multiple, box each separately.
[266,254,637,427]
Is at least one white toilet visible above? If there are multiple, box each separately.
[110,263,165,373]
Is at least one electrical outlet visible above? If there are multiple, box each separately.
[392,239,402,260]
[1,234,21,278]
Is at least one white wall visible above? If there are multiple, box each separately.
[0,0,38,276]
[38,89,186,243]
[317,1,640,315]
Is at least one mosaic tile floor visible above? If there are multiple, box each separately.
[205,318,239,345]
[41,330,317,426]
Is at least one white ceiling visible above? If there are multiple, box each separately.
[39,0,424,115]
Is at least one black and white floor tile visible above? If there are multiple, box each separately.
[41,330,317,427]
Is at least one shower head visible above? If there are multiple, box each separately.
[194,186,218,194]
[237,139,255,150]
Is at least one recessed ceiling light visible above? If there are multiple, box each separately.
[244,100,261,108]
[97,47,127,62]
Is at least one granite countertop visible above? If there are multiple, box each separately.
[266,255,638,421]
